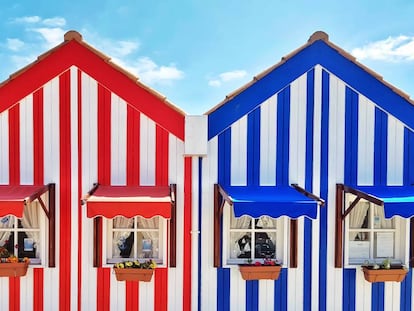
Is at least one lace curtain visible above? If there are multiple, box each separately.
[138,216,159,258]
[0,215,13,246]
[112,217,134,257]
[349,201,369,241]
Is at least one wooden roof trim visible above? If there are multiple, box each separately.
[0,30,185,116]
[205,30,414,115]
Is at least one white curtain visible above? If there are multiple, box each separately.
[230,205,252,256]
[21,202,40,257]
[0,215,14,246]
[112,217,134,257]
[349,201,369,240]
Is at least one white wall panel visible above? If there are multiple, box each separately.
[140,114,155,185]
[19,94,34,185]
[260,95,277,186]
[387,114,404,185]
[358,96,375,185]
[0,110,9,184]
[231,116,247,186]
[110,93,127,185]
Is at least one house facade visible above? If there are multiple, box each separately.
[1,30,414,311]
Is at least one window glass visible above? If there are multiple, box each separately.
[0,204,42,262]
[109,216,163,263]
[347,200,399,265]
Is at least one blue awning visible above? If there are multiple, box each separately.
[353,186,414,218]
[219,185,322,219]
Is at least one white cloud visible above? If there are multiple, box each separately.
[6,38,24,51]
[42,17,66,27]
[208,69,247,87]
[112,56,184,84]
[30,27,66,48]
[13,16,41,23]
[112,41,139,57]
[352,35,414,62]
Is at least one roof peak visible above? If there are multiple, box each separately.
[308,31,329,43]
[64,30,83,42]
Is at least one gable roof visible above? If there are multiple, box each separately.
[207,31,414,139]
[0,31,185,140]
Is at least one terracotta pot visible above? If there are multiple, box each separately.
[113,268,154,282]
[239,265,281,280]
[0,262,29,277]
[362,266,408,283]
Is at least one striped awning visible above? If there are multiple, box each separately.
[85,185,172,219]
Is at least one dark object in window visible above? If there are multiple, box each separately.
[118,233,134,258]
[255,232,275,258]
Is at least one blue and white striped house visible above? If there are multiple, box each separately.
[197,31,414,311]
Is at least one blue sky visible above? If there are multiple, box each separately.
[1,1,414,114]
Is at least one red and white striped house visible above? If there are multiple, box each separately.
[0,31,195,311]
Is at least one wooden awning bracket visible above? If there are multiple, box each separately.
[291,184,325,206]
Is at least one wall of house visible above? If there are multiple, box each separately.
[0,66,192,311]
[200,65,414,311]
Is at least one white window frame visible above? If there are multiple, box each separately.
[0,201,47,266]
[344,195,409,267]
[222,203,287,267]
[104,215,168,267]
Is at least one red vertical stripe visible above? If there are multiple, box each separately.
[126,106,140,186]
[77,69,83,311]
[8,105,20,185]
[8,104,20,311]
[154,125,169,311]
[183,157,192,311]
[59,71,72,311]
[96,84,111,311]
[126,106,140,311]
[33,268,44,310]
[156,126,169,186]
[33,88,44,311]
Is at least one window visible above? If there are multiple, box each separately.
[223,205,286,265]
[0,203,46,265]
[344,197,408,267]
[106,216,167,265]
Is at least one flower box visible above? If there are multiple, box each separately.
[0,262,29,277]
[362,266,408,283]
[114,268,154,282]
[239,265,281,280]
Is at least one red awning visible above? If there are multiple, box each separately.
[0,185,49,218]
[85,185,172,219]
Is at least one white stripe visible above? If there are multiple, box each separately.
[110,93,127,185]
[231,115,247,186]
[387,114,404,185]
[20,94,34,184]
[358,96,375,185]
[0,110,9,184]
[140,114,156,185]
[260,94,277,185]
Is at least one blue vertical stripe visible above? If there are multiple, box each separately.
[371,108,387,311]
[303,69,315,311]
[400,270,413,310]
[276,86,291,186]
[274,268,288,311]
[217,268,231,311]
[374,109,388,186]
[217,129,231,311]
[342,87,359,311]
[318,69,330,311]
[246,280,259,311]
[247,108,261,186]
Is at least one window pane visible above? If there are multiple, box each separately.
[137,216,159,229]
[254,231,276,259]
[374,232,394,258]
[113,231,134,258]
[230,215,251,229]
[255,216,277,229]
[231,232,251,259]
[137,232,159,259]
[113,216,133,229]
[348,232,370,261]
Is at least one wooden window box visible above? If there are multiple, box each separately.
[0,262,29,277]
[239,265,281,281]
[113,268,154,282]
[362,266,408,283]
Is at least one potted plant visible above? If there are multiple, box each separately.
[113,259,156,282]
[361,259,408,283]
[0,246,30,277]
[238,258,281,281]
